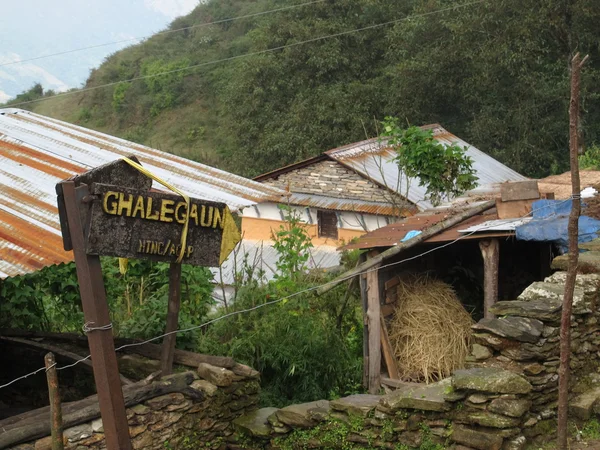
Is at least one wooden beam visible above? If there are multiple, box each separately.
[0,372,200,449]
[366,264,381,394]
[61,181,132,450]
[0,337,133,386]
[160,263,182,376]
[0,330,236,370]
[380,313,399,380]
[479,239,500,319]
[317,200,496,295]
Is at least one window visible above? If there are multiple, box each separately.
[317,210,338,239]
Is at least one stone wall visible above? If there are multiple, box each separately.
[9,271,600,450]
[469,271,600,435]
[230,270,600,450]
[261,160,407,206]
[8,363,260,450]
[230,368,532,450]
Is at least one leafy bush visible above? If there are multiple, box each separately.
[197,279,363,406]
[141,58,190,115]
[112,82,130,112]
[0,263,81,331]
[579,145,600,170]
[271,205,313,281]
[199,210,363,406]
[0,258,214,350]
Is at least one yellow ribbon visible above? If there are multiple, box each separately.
[121,157,190,264]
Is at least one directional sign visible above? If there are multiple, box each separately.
[86,183,241,267]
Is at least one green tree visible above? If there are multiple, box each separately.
[22,0,600,178]
[382,118,478,206]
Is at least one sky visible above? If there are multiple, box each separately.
[0,0,200,102]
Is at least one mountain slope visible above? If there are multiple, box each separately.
[9,0,600,178]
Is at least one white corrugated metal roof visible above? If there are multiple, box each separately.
[458,217,532,233]
[0,108,285,279]
[326,125,527,211]
[211,240,341,286]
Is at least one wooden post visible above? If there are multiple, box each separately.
[160,263,182,376]
[366,264,381,394]
[44,353,64,450]
[479,239,500,319]
[61,181,132,450]
[557,52,589,449]
[380,313,399,380]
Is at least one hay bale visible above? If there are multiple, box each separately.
[388,276,473,383]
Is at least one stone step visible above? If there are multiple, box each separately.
[552,252,600,273]
[274,400,330,428]
[330,394,380,417]
[518,281,593,314]
[232,407,278,437]
[579,238,600,251]
[569,387,600,420]
[490,299,562,322]
[380,379,452,412]
[472,317,543,343]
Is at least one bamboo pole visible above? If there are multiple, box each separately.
[44,353,64,450]
[317,200,496,295]
[557,52,589,449]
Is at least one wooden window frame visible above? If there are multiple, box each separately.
[317,210,338,239]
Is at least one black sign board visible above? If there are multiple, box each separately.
[85,183,240,267]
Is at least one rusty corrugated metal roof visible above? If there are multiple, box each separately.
[342,208,511,250]
[0,108,285,279]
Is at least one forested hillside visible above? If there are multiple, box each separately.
[10,0,600,178]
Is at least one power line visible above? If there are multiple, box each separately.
[0,0,327,68]
[6,0,488,109]
[0,197,568,390]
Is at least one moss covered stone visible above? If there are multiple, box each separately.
[452,368,532,394]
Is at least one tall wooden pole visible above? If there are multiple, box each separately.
[160,263,182,376]
[44,353,64,450]
[366,264,381,394]
[557,52,589,449]
[61,182,132,450]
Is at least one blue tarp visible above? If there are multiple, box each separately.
[515,199,600,252]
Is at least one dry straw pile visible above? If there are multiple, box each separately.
[388,276,473,383]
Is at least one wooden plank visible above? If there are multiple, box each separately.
[0,337,133,386]
[0,330,236,370]
[479,239,500,319]
[160,263,182,376]
[359,253,369,389]
[381,304,395,317]
[495,198,535,219]
[61,181,132,450]
[380,314,399,380]
[501,180,540,201]
[87,184,239,267]
[384,277,400,290]
[366,264,381,394]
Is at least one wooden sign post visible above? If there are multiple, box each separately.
[56,157,241,450]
